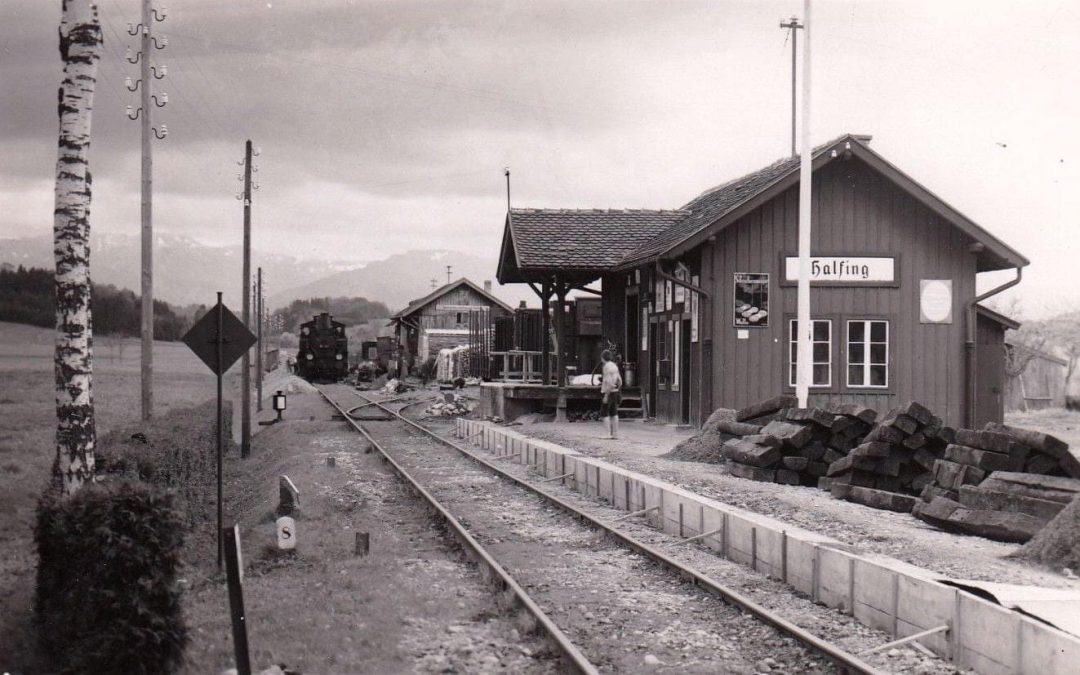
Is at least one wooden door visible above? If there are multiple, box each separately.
[681,318,691,424]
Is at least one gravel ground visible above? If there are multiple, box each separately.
[341,385,974,674]
[181,387,557,674]
[510,419,1080,590]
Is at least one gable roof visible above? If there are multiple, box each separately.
[616,133,1029,272]
[496,209,688,283]
[976,304,1022,331]
[390,277,512,320]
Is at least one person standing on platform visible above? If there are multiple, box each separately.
[599,349,623,439]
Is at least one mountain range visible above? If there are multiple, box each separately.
[0,233,533,312]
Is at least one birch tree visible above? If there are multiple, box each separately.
[53,0,102,496]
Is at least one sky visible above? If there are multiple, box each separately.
[1,0,1078,318]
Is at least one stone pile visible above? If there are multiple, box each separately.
[824,401,953,513]
[913,424,1080,542]
[424,394,473,417]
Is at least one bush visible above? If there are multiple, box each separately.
[35,480,188,674]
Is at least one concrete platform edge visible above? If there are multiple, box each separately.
[457,419,1080,675]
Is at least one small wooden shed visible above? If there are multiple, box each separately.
[1005,339,1069,411]
[390,278,512,370]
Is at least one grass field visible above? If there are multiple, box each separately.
[0,321,220,674]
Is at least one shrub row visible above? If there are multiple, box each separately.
[35,399,228,673]
[35,480,188,674]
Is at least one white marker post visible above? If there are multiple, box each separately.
[795,0,814,408]
[276,516,297,551]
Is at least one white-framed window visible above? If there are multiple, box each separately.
[847,320,889,388]
[788,319,832,387]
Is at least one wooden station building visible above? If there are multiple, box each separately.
[495,134,1028,428]
[390,278,512,371]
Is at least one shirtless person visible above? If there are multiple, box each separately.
[599,350,623,440]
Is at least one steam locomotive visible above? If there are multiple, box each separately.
[297,312,348,382]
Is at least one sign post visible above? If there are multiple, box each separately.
[182,294,257,567]
[223,524,252,675]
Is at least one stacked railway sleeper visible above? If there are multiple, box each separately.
[316,384,895,674]
[677,394,1080,544]
[913,424,1080,542]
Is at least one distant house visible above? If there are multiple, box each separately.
[390,278,513,369]
[1005,339,1068,411]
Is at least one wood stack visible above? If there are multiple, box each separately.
[983,423,1080,478]
[824,401,952,513]
[913,425,1080,542]
[734,394,798,425]
[915,472,1080,543]
[722,403,874,487]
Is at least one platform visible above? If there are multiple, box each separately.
[479,382,642,421]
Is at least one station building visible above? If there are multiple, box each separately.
[390,277,513,371]
[495,134,1028,428]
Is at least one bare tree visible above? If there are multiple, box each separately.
[53,0,102,496]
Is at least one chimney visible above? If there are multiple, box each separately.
[519,300,527,309]
[484,280,492,293]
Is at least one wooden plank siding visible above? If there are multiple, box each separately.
[601,157,986,428]
[699,158,976,426]
[415,286,510,330]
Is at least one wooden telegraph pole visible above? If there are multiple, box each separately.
[241,140,253,457]
[130,0,168,420]
[256,267,263,413]
[139,0,153,421]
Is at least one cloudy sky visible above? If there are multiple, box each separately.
[2,0,1077,317]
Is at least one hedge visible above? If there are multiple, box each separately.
[35,479,188,673]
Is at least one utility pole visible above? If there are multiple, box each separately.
[446,265,452,285]
[504,167,511,211]
[780,15,803,158]
[256,267,263,413]
[241,139,253,458]
[795,0,813,407]
[126,0,167,421]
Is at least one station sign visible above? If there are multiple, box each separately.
[783,256,896,285]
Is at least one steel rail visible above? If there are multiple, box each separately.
[348,387,888,675]
[317,387,598,675]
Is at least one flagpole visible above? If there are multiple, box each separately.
[795,0,813,407]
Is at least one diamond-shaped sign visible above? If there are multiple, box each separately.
[182,302,257,376]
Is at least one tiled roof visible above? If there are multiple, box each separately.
[390,277,512,319]
[616,135,853,268]
[507,208,689,271]
[500,132,1027,277]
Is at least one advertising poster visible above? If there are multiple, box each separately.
[733,273,769,328]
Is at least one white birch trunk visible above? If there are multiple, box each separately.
[53,0,102,497]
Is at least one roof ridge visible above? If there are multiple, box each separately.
[510,207,690,215]
[682,133,862,208]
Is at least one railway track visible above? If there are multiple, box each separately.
[317,383,889,674]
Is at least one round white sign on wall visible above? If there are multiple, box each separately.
[920,280,953,323]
